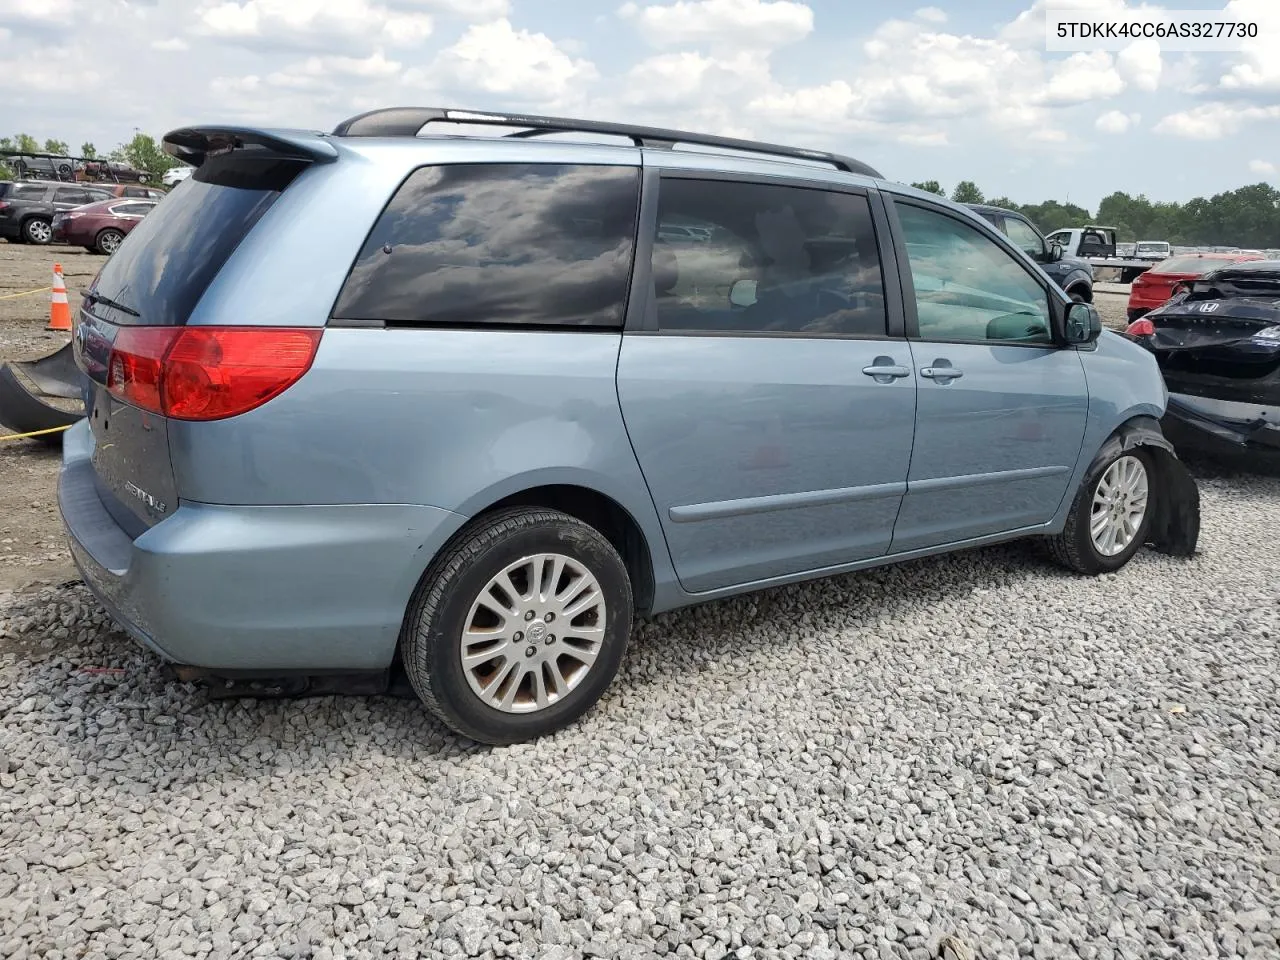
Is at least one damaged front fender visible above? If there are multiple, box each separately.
[1089,416,1200,557]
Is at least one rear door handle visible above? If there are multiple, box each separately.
[920,365,964,382]
[862,357,911,384]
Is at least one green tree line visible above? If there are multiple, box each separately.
[0,132,179,183]
[912,179,1280,249]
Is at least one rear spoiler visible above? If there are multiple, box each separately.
[162,126,339,168]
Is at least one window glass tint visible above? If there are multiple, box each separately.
[12,184,46,199]
[332,163,640,328]
[652,179,886,336]
[111,202,150,217]
[55,187,94,204]
[1002,217,1044,257]
[1154,256,1233,274]
[896,202,1051,345]
[89,162,283,326]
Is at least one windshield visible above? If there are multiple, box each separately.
[1136,242,1169,253]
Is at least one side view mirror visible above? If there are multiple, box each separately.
[1063,300,1102,344]
[729,278,757,308]
[1048,241,1064,262]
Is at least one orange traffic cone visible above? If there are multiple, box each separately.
[47,263,71,331]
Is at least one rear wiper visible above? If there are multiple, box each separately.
[83,290,140,317]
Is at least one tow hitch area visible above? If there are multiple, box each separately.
[1124,259,1280,469]
[0,342,85,442]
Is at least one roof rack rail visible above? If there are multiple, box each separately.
[330,107,883,179]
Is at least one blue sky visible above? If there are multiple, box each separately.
[1,0,1276,211]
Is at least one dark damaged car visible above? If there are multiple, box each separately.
[1125,260,1280,466]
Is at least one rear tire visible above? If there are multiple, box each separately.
[95,229,124,255]
[1049,448,1154,575]
[22,218,51,245]
[401,507,633,745]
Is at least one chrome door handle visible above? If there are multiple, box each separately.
[862,357,911,384]
[920,366,963,381]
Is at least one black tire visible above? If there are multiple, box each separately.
[401,507,633,745]
[1049,447,1155,575]
[22,217,52,245]
[1068,287,1088,303]
[95,229,124,255]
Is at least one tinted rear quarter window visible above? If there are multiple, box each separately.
[12,184,47,200]
[88,154,300,326]
[651,178,887,337]
[332,163,641,328]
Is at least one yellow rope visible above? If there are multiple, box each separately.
[0,424,73,442]
[0,286,52,300]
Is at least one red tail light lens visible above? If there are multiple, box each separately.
[106,327,322,420]
[1125,318,1155,337]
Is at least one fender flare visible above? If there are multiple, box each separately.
[1084,416,1200,557]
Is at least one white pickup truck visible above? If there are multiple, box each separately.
[1043,226,1168,283]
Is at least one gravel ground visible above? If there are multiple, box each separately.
[3,241,1274,958]
[2,463,1278,960]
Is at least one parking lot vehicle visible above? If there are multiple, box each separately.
[1128,252,1265,321]
[1044,226,1158,283]
[57,107,1200,744]
[1134,240,1172,262]
[1125,260,1280,466]
[0,180,114,244]
[80,159,150,184]
[162,165,193,187]
[51,197,157,253]
[966,203,1094,302]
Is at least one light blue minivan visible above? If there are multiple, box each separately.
[58,107,1200,743]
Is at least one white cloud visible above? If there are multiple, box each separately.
[914,7,946,24]
[1116,39,1160,92]
[620,0,813,50]
[1249,159,1277,175]
[151,37,190,52]
[1095,109,1138,134]
[1154,103,1280,139]
[429,18,598,104]
[1042,52,1123,105]
[0,0,77,25]
[1213,0,1280,96]
[197,0,434,51]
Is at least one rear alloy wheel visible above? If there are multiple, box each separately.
[1049,449,1153,574]
[23,218,52,245]
[401,507,633,744]
[95,229,124,255]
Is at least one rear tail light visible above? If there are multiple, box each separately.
[1125,318,1155,337]
[106,326,322,420]
[0,201,8,211]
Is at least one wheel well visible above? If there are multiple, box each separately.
[1068,281,1093,302]
[482,485,656,616]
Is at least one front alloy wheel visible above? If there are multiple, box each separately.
[1049,448,1155,574]
[1089,455,1149,557]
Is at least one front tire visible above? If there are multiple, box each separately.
[401,507,633,745]
[1049,448,1154,574]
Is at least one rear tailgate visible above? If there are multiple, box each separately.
[72,143,320,533]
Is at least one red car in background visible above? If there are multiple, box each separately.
[1127,252,1265,321]
[51,197,157,254]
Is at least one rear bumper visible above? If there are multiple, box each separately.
[57,420,466,672]
[1161,393,1280,468]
